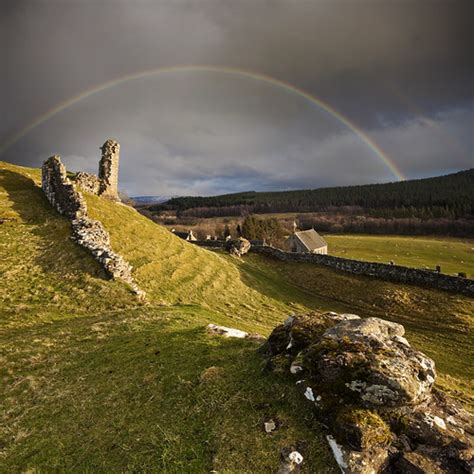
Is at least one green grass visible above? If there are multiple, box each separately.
[241,254,474,408]
[325,234,474,277]
[1,161,473,472]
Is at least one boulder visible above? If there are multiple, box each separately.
[312,317,436,407]
[262,312,473,474]
[261,312,360,358]
[334,408,392,451]
[326,435,389,474]
[391,450,445,474]
[226,237,251,257]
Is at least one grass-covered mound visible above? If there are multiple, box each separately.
[1,161,473,471]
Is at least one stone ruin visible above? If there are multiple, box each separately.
[42,156,87,219]
[98,139,120,200]
[41,144,145,300]
[261,312,473,473]
[75,172,100,195]
[71,139,121,200]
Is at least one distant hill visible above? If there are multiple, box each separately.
[154,169,474,218]
[131,195,173,205]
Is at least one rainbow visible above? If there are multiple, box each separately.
[0,65,406,180]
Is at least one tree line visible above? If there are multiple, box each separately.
[152,169,474,220]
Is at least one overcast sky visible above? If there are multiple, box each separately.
[1,0,473,196]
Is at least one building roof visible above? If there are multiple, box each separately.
[294,229,327,251]
[172,231,189,239]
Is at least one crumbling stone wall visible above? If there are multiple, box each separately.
[41,155,144,299]
[71,217,144,297]
[251,246,474,296]
[42,156,87,219]
[74,172,101,194]
[98,139,120,200]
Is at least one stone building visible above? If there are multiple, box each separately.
[285,222,328,254]
[98,139,120,200]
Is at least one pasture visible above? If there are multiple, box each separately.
[325,234,474,277]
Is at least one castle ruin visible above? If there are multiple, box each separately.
[98,139,120,200]
[73,139,121,200]
[40,140,145,299]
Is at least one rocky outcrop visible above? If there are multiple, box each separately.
[41,154,145,299]
[226,237,251,257]
[261,312,473,473]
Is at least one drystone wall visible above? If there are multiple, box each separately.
[193,240,227,249]
[251,246,474,296]
[41,155,145,299]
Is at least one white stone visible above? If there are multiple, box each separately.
[288,451,303,465]
[393,335,410,346]
[340,313,361,320]
[264,420,276,433]
[425,414,447,430]
[326,435,348,473]
[290,362,303,374]
[433,416,446,430]
[304,387,315,402]
[206,324,248,339]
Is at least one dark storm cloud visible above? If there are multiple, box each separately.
[1,0,472,195]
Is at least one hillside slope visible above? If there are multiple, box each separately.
[1,161,473,472]
[0,162,341,472]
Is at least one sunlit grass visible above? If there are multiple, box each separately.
[1,161,473,471]
[325,234,474,277]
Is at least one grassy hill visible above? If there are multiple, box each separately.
[1,161,473,472]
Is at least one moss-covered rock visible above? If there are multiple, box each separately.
[334,408,392,451]
[264,353,292,375]
[262,312,473,474]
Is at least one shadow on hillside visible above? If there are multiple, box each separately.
[2,309,337,471]
[0,169,106,279]
[230,252,352,315]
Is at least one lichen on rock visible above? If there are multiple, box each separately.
[261,312,473,473]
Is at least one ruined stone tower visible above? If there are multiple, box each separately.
[98,139,120,200]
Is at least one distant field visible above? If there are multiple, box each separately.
[325,234,474,277]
